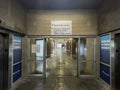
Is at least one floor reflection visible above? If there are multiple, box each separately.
[13,46,105,90]
[36,60,43,74]
[46,47,77,77]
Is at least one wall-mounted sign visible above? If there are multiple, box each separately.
[32,44,40,53]
[13,35,22,63]
[51,20,72,35]
[13,63,22,83]
[100,34,110,64]
[13,35,22,83]
[100,63,110,85]
[100,34,111,85]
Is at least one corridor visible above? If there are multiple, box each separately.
[46,47,77,77]
[13,46,105,90]
[0,0,120,90]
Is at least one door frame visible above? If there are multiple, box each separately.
[77,37,96,78]
[111,30,120,90]
[0,29,25,89]
[27,35,96,78]
[27,37,46,77]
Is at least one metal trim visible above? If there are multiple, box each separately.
[78,38,80,77]
[27,35,96,38]
[27,38,30,74]
[9,34,13,88]
[43,38,46,78]
[110,33,112,86]
[100,62,110,67]
[94,38,96,75]
[13,61,22,66]
[11,35,14,86]
[98,36,100,79]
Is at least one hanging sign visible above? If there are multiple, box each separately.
[51,20,72,35]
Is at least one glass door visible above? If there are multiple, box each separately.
[29,38,46,77]
[78,37,96,77]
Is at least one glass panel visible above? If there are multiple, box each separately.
[36,59,43,74]
[79,38,95,76]
[29,39,44,75]
[36,40,44,74]
[80,38,86,60]
[36,40,44,59]
[80,61,94,75]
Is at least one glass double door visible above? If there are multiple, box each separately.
[29,38,46,76]
[78,37,96,77]
[28,37,96,77]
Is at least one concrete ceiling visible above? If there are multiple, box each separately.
[20,0,104,10]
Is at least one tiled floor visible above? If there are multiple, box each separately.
[13,47,105,90]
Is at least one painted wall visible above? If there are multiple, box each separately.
[27,10,98,35]
[0,0,26,33]
[98,0,120,34]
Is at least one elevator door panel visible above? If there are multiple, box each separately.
[115,34,120,90]
[3,35,9,90]
[0,34,4,90]
[0,33,8,90]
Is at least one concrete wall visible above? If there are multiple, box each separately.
[98,0,120,34]
[0,0,26,33]
[0,0,27,89]
[27,10,98,35]
[30,38,36,73]
[98,1,119,89]
[22,36,29,78]
[86,38,94,74]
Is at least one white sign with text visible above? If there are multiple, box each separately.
[51,20,72,35]
[32,44,40,53]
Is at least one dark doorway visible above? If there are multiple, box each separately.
[0,33,9,90]
[115,33,120,90]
